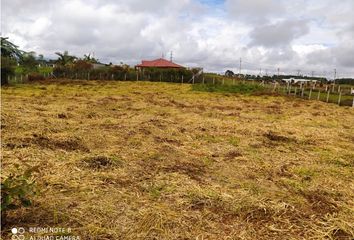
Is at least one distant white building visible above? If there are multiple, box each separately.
[282,78,318,84]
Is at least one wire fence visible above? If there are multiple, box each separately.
[7,72,354,107]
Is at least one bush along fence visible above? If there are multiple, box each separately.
[6,68,354,107]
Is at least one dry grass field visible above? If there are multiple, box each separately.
[1,80,354,239]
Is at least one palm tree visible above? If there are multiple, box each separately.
[55,51,77,66]
[1,37,24,59]
[83,53,99,64]
[1,37,25,85]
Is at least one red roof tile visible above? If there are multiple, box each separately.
[136,58,184,68]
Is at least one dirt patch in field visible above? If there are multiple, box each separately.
[264,131,297,143]
[300,189,339,214]
[79,155,123,170]
[29,134,89,152]
[163,161,207,182]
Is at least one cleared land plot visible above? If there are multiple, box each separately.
[1,80,354,239]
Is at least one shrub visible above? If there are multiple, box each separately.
[1,165,39,226]
[73,60,92,72]
[28,73,45,81]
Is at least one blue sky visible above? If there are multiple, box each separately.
[2,0,354,77]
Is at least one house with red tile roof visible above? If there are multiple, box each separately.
[136,58,185,70]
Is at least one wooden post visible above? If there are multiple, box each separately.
[192,76,195,84]
[124,73,127,81]
[338,85,341,93]
[301,86,305,97]
[160,74,162,82]
[317,90,321,100]
[294,87,297,96]
[213,77,215,85]
[326,90,330,102]
[352,96,354,108]
[288,85,292,95]
[308,88,312,100]
[181,75,183,84]
[202,76,205,84]
[338,91,342,105]
[136,72,138,81]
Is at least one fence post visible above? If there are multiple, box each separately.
[308,88,312,100]
[160,74,162,82]
[301,86,305,97]
[136,72,138,81]
[352,96,354,108]
[338,91,342,105]
[326,90,330,102]
[181,75,183,84]
[213,77,215,85]
[288,85,292,95]
[338,85,341,93]
[192,76,195,84]
[202,76,205,84]
[317,90,321,100]
[294,87,297,96]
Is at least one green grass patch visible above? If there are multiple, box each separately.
[192,83,265,94]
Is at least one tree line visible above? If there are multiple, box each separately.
[1,37,198,85]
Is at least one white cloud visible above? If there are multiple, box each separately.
[1,0,353,76]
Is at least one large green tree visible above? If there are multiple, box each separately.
[19,51,39,74]
[1,37,25,85]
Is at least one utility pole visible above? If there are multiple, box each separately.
[334,68,337,83]
[277,68,280,77]
[239,58,242,76]
[259,68,262,77]
[170,51,173,62]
